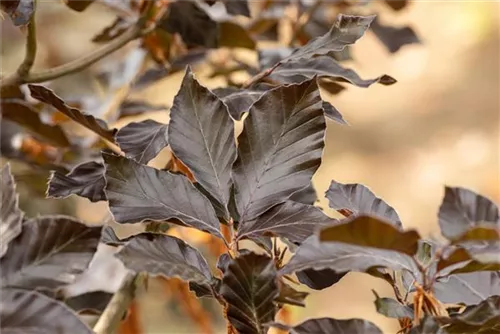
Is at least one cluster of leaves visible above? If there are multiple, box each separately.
[2,1,498,334]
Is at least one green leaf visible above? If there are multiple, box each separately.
[169,68,237,219]
[116,234,212,284]
[0,164,23,258]
[1,288,93,333]
[237,200,337,243]
[47,161,106,202]
[220,252,278,334]
[326,181,402,227]
[103,153,223,238]
[28,85,117,143]
[1,99,70,147]
[232,78,325,222]
[0,216,102,290]
[319,216,420,256]
[438,186,499,240]
[116,120,169,164]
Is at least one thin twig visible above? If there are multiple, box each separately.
[0,1,156,89]
[16,0,37,78]
[93,272,145,334]
[241,62,281,89]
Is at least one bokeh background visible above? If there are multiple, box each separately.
[1,1,499,333]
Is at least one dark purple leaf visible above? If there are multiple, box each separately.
[319,216,420,256]
[169,68,237,219]
[445,295,500,333]
[322,101,348,125]
[0,164,23,258]
[0,216,102,290]
[237,200,337,243]
[64,291,113,315]
[1,99,71,147]
[233,78,326,222]
[326,180,403,227]
[269,56,396,88]
[116,233,212,283]
[223,0,250,17]
[117,100,168,118]
[438,186,500,240]
[212,87,264,120]
[116,120,168,164]
[269,317,383,334]
[384,0,408,11]
[0,0,34,26]
[47,161,106,202]
[280,234,419,277]
[1,288,93,333]
[64,0,95,12]
[189,281,219,299]
[372,290,413,319]
[220,252,278,334]
[28,85,117,143]
[408,316,443,334]
[434,272,500,305]
[296,268,345,290]
[282,14,376,63]
[276,281,308,307]
[370,18,420,54]
[216,252,231,274]
[100,226,127,246]
[219,20,255,49]
[258,47,293,70]
[103,153,223,239]
[289,184,317,205]
[92,16,130,43]
[159,1,218,48]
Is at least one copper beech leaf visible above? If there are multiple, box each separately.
[64,0,95,12]
[372,290,413,319]
[438,186,500,240]
[220,252,279,334]
[28,84,117,142]
[116,234,212,284]
[116,120,169,164]
[169,68,236,218]
[269,56,396,88]
[117,100,168,118]
[281,14,376,63]
[0,164,23,258]
[370,18,420,54]
[433,272,500,305]
[296,268,346,290]
[237,200,337,243]
[159,1,218,48]
[103,153,223,239]
[322,101,348,125]
[445,295,500,333]
[1,99,71,147]
[269,317,383,334]
[319,216,420,256]
[326,180,403,227]
[1,288,93,334]
[280,233,419,278]
[232,78,326,222]
[212,87,264,120]
[0,216,102,290]
[47,161,106,202]
[223,0,250,17]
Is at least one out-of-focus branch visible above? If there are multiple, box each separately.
[288,0,323,46]
[0,1,156,90]
[93,272,145,334]
[16,0,37,78]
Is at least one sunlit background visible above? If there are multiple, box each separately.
[1,1,499,333]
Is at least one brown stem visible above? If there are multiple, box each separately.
[0,2,156,89]
[16,0,37,78]
[241,62,281,89]
[94,272,145,334]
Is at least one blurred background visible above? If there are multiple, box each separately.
[1,1,499,333]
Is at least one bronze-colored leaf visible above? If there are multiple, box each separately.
[0,164,23,258]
